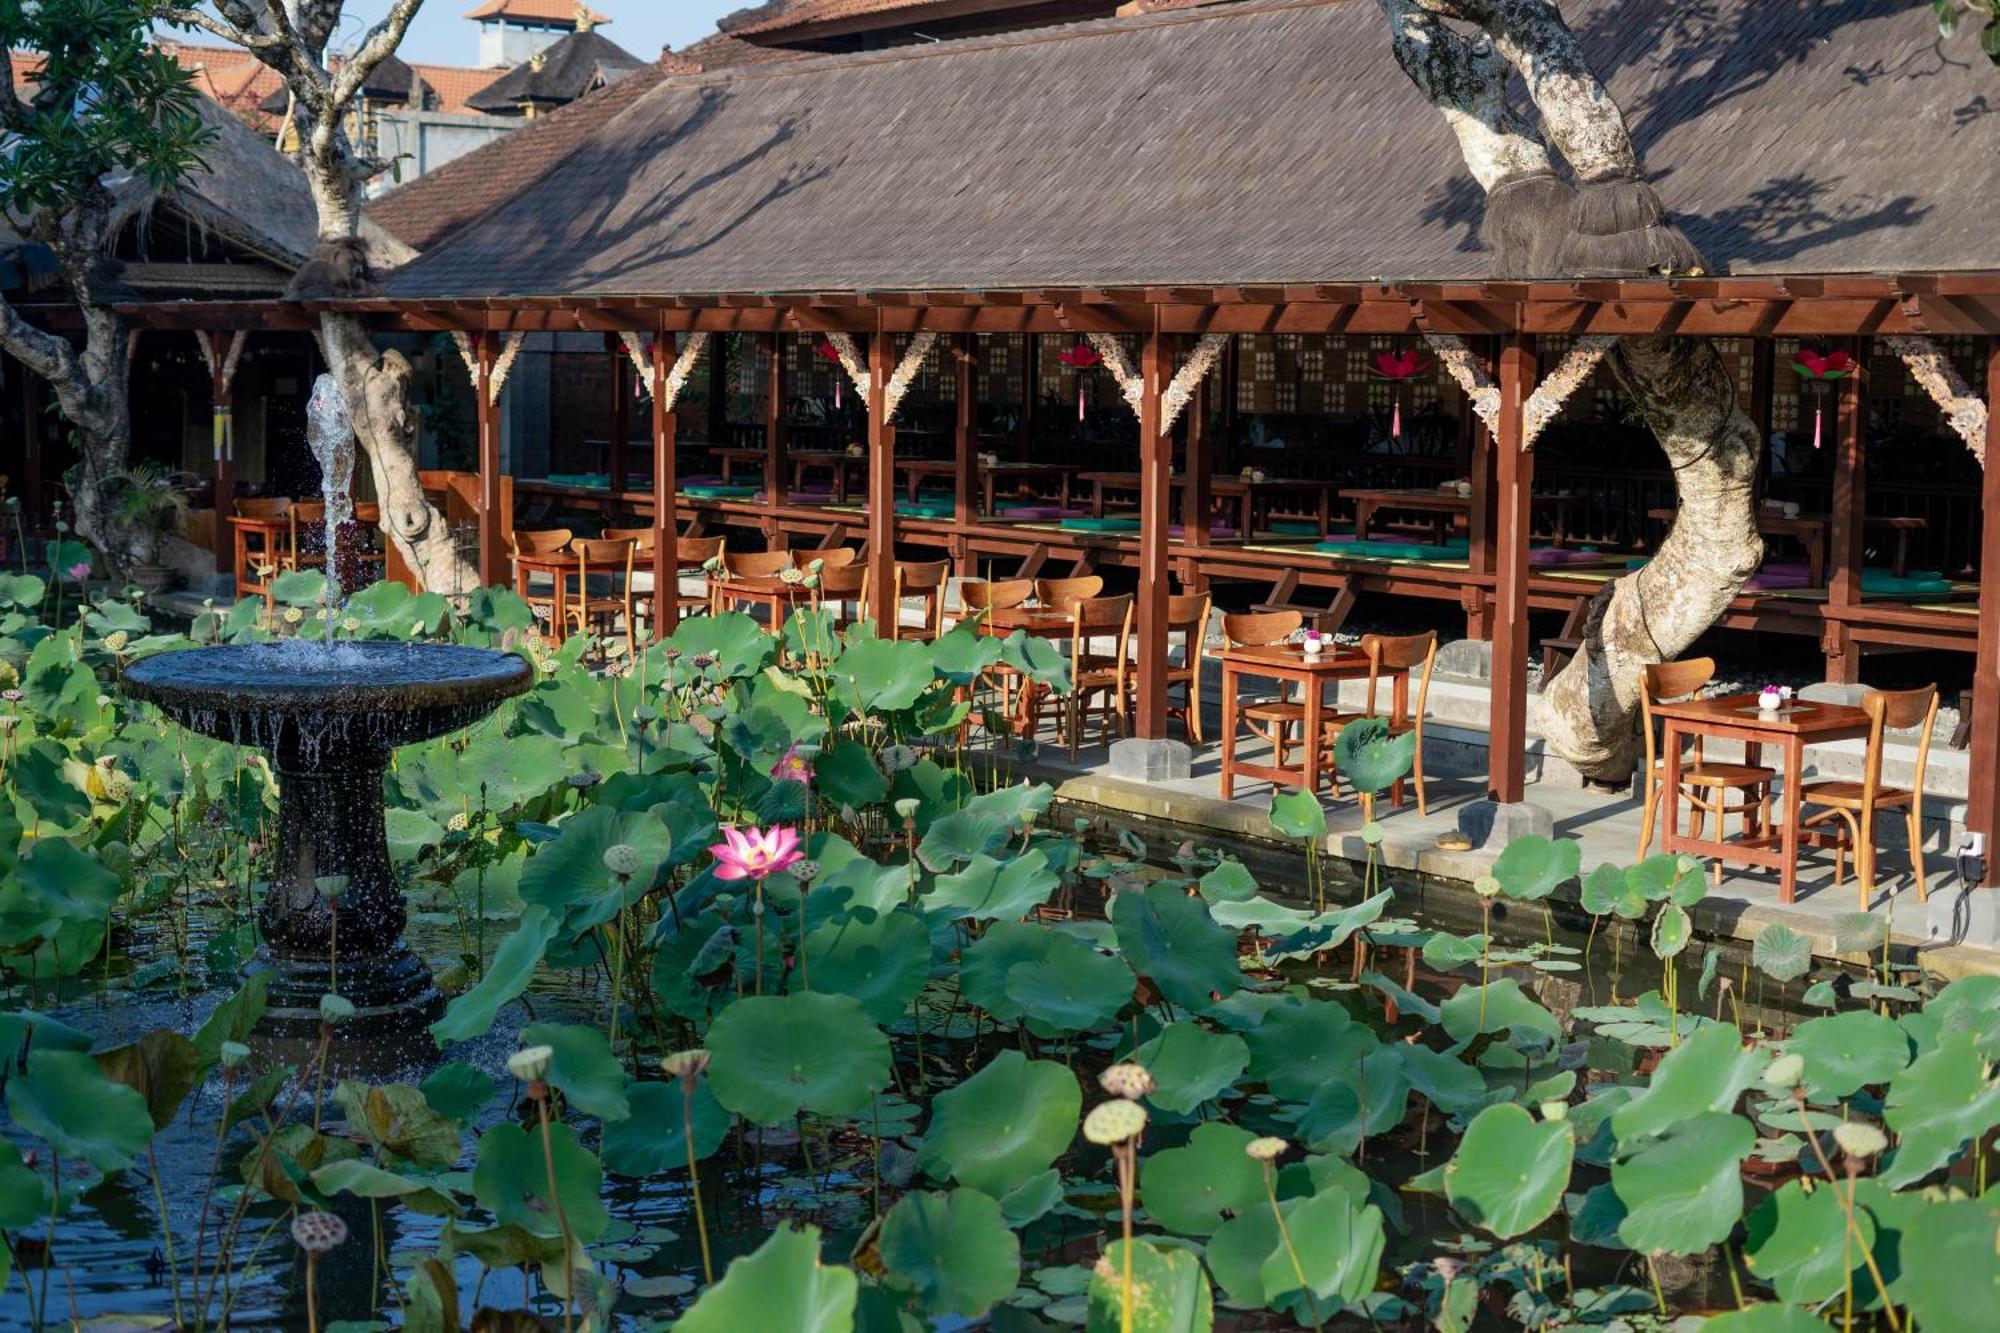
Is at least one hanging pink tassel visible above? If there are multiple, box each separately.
[1812,404,1823,450]
[1391,393,1402,440]
[835,378,842,410]
[1078,383,1087,422]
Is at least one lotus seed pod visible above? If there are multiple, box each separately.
[1833,1121,1888,1159]
[315,875,348,901]
[1360,821,1386,847]
[894,797,921,820]
[318,994,355,1026]
[662,1049,712,1085]
[283,607,303,625]
[1245,1136,1289,1162]
[881,745,919,774]
[792,858,821,883]
[567,771,602,789]
[1083,1098,1148,1146]
[508,1044,555,1083]
[290,1210,348,1254]
[447,811,471,833]
[1763,1053,1805,1089]
[219,1041,251,1070]
[1098,1063,1156,1099]
[603,843,642,877]
[103,631,129,654]
[1473,875,1501,899]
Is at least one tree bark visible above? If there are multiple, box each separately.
[1379,0,1764,782]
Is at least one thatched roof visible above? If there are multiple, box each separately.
[465,28,646,113]
[386,0,2000,302]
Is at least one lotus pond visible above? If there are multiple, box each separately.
[0,568,1996,1332]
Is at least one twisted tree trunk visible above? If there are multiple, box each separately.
[1379,0,1765,781]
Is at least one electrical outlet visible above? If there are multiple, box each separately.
[1964,832,1988,859]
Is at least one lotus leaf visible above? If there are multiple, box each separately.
[471,1120,608,1242]
[917,810,1017,870]
[1784,1009,1911,1101]
[1198,859,1259,902]
[310,1160,457,1215]
[1137,1122,1265,1235]
[1332,716,1416,796]
[917,1052,1080,1197]
[1611,1024,1764,1144]
[602,1079,731,1177]
[1205,1206,1283,1305]
[92,1030,202,1130]
[666,611,777,680]
[1893,1194,1999,1332]
[430,905,557,1043]
[419,1062,494,1123]
[1490,835,1581,902]
[813,737,889,808]
[999,628,1069,687]
[707,992,890,1125]
[1442,1103,1573,1238]
[1701,1306,1844,1332]
[1111,882,1243,1011]
[1650,900,1693,958]
[928,624,1004,685]
[1268,789,1327,842]
[1439,978,1560,1045]
[1262,890,1393,961]
[519,1022,631,1121]
[1744,1178,1872,1304]
[1399,1042,1487,1114]
[5,1049,153,1172]
[1420,930,1488,968]
[1880,1030,2000,1187]
[803,907,933,1023]
[960,921,1055,1022]
[878,1188,1021,1318]
[1927,973,2000,1058]
[1245,1001,1379,1102]
[1833,910,1888,956]
[1611,1111,1754,1254]
[1297,1047,1407,1154]
[1006,935,1134,1033]
[1130,1023,1249,1115]
[332,1082,462,1169]
[1751,922,1814,983]
[924,849,1059,922]
[1086,1239,1214,1333]
[1579,861,1645,918]
[1259,1188,1385,1308]
[675,1223,857,1333]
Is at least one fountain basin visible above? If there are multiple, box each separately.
[125,641,532,1035]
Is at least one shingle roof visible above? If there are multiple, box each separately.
[388,0,2000,300]
[409,63,505,114]
[463,1,607,22]
[465,28,645,112]
[730,0,1127,46]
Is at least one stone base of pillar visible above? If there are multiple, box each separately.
[1107,737,1192,782]
[1919,874,2000,950]
[1457,799,1554,848]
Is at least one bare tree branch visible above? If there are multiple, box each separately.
[1377,0,1551,189]
[157,7,284,51]
[329,0,425,114]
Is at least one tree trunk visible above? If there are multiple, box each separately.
[33,307,141,573]
[1378,0,1764,783]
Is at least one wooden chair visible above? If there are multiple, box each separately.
[676,535,726,620]
[1347,630,1438,816]
[814,562,870,633]
[1034,575,1103,615]
[1059,593,1134,760]
[1801,684,1938,907]
[807,546,860,571]
[232,497,292,607]
[510,529,574,630]
[890,560,951,641]
[958,578,1034,725]
[1142,592,1211,745]
[716,548,795,616]
[1636,658,1777,872]
[1221,610,1341,776]
[564,537,638,659]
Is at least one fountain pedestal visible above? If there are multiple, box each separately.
[124,642,531,1038]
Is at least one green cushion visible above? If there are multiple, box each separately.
[1061,516,1141,533]
[1861,568,1951,596]
[895,500,955,519]
[1268,519,1323,536]
[1316,539,1466,561]
[546,473,609,489]
[682,484,758,499]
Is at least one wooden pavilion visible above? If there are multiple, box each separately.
[105,0,2000,880]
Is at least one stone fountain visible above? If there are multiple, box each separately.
[124,376,529,1035]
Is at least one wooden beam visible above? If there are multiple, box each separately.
[1968,337,2000,884]
[653,330,678,636]
[1465,336,1498,640]
[1824,335,1870,684]
[952,333,977,542]
[476,333,506,589]
[1182,362,1212,549]
[1488,333,1537,805]
[867,323,897,628]
[1134,324,1172,739]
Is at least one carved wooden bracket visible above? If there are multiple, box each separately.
[1882,334,1989,466]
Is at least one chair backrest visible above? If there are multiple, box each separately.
[1166,592,1211,672]
[572,537,636,592]
[809,547,860,571]
[511,528,574,558]
[1069,593,1134,668]
[604,526,657,551]
[1639,657,1716,776]
[893,560,951,638]
[1222,610,1301,648]
[1036,575,1103,614]
[724,549,792,579]
[1861,684,1939,804]
[817,562,869,609]
[1359,630,1437,723]
[961,578,1031,613]
[236,496,290,518]
[677,535,725,567]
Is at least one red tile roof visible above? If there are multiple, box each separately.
[409,63,504,114]
[463,1,608,21]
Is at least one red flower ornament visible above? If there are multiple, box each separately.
[1058,343,1103,420]
[1368,349,1430,438]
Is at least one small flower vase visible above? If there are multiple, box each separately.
[1758,688,1784,714]
[1302,633,1324,658]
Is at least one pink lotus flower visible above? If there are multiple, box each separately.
[1057,343,1102,370]
[1371,350,1427,380]
[64,561,90,582]
[771,745,813,787]
[1793,348,1854,380]
[709,825,803,881]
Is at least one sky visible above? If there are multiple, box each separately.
[167,2,748,65]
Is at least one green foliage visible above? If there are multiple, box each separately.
[1443,1104,1573,1238]
[1110,882,1243,1011]
[707,992,891,1125]
[878,1187,1021,1318]
[1086,1239,1214,1332]
[674,1224,857,1332]
[917,1052,1080,1198]
[5,1048,153,1171]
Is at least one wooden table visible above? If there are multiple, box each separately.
[1648,509,1927,584]
[1651,692,1873,904]
[228,514,292,606]
[513,551,572,634]
[790,450,867,502]
[896,460,1078,510]
[1344,487,1577,546]
[712,573,807,626]
[1078,472,1333,535]
[712,446,768,484]
[1219,643,1375,799]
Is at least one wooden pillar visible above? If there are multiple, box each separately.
[606,333,629,494]
[204,332,237,571]
[706,335,729,446]
[952,333,977,531]
[1749,338,1776,456]
[763,332,787,522]
[1487,333,1537,805]
[1966,339,2000,884]
[476,333,505,588]
[1824,336,1870,684]
[1219,336,1239,471]
[866,327,896,627]
[1134,327,1173,739]
[652,330,678,635]
[1017,334,1037,462]
[1183,371,1212,549]
[1465,336,1498,640]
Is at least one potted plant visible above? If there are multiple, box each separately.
[110,462,189,594]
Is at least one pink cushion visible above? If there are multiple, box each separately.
[1745,566,1811,590]
[1528,547,1602,566]
[1168,522,1239,538]
[997,505,1090,520]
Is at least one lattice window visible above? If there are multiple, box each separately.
[979,334,1020,404]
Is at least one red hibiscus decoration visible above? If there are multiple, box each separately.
[815,338,843,363]
[1057,343,1103,370]
[1793,348,1854,381]
[1370,349,1428,380]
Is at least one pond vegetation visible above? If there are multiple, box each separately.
[0,567,1995,1331]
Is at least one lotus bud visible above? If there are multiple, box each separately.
[219,1041,251,1070]
[1833,1121,1887,1159]
[1539,1100,1568,1123]
[95,694,110,710]
[603,843,642,878]
[1245,1136,1288,1162]
[318,994,355,1026]
[1473,874,1501,899]
[662,1049,711,1089]
[290,1210,348,1254]
[315,875,348,901]
[1083,1098,1148,1146]
[508,1044,555,1083]
[1763,1052,1805,1089]
[1098,1063,1155,1099]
